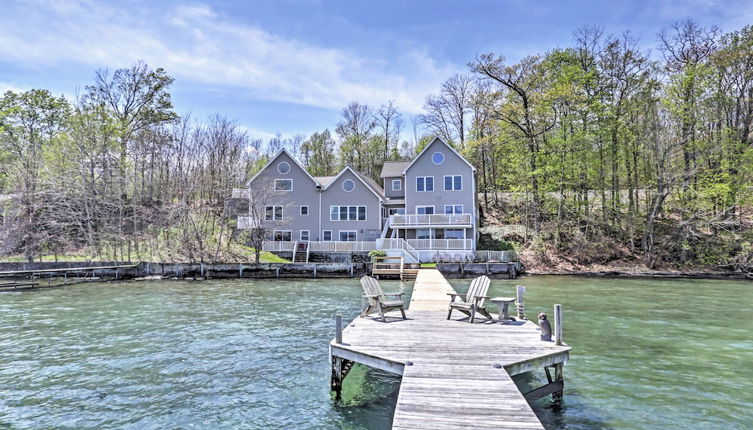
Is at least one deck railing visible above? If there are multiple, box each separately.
[390,213,473,227]
[237,216,258,230]
[262,241,377,252]
[406,239,474,250]
[475,250,519,262]
[376,238,421,262]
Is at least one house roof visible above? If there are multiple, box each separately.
[245,148,319,187]
[380,161,411,178]
[401,137,476,175]
[323,166,384,201]
[313,176,336,187]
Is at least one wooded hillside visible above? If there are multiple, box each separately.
[1,21,752,272]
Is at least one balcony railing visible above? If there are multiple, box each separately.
[406,239,474,250]
[262,241,377,252]
[390,213,473,227]
[237,216,258,230]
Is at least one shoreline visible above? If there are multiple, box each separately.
[523,268,752,280]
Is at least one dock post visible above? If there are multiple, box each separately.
[313,264,317,279]
[554,304,563,346]
[335,315,343,344]
[239,264,243,278]
[331,315,345,397]
[516,285,526,320]
[552,362,564,406]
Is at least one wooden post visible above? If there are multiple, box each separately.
[313,264,317,278]
[239,264,243,278]
[335,315,343,344]
[552,362,564,406]
[554,304,563,346]
[516,285,526,320]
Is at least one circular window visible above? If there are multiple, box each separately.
[277,162,290,174]
[342,179,355,192]
[432,152,445,165]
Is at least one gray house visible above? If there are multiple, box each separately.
[238,137,478,262]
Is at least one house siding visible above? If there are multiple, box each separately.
[404,138,475,219]
[384,176,404,199]
[248,151,321,241]
[320,169,382,241]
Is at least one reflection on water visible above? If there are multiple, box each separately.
[2,276,752,429]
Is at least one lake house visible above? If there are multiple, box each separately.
[237,137,478,262]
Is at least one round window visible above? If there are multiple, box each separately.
[277,161,290,174]
[342,179,355,192]
[432,152,445,165]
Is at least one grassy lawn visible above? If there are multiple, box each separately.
[421,263,437,268]
[0,250,290,264]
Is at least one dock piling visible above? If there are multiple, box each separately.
[335,315,343,344]
[554,304,563,346]
[516,285,526,320]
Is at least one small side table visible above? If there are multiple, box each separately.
[490,297,517,324]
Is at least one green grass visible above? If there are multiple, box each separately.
[259,251,290,263]
[420,263,437,268]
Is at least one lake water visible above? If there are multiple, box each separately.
[1,276,752,429]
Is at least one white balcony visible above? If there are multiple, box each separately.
[237,216,258,229]
[406,239,474,250]
[389,213,474,228]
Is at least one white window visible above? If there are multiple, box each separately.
[416,206,434,215]
[265,205,283,221]
[300,230,310,241]
[444,175,462,191]
[445,229,464,239]
[274,179,293,191]
[323,230,332,241]
[392,179,401,191]
[416,176,434,192]
[388,208,405,215]
[342,179,355,192]
[432,152,445,165]
[273,230,292,241]
[416,229,431,240]
[300,205,309,215]
[277,161,290,174]
[329,205,367,221]
[339,230,357,241]
[444,205,463,214]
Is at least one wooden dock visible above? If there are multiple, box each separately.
[330,269,571,429]
[372,256,419,280]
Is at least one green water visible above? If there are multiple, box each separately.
[1,276,752,429]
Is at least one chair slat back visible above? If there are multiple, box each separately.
[360,276,385,305]
[466,275,490,308]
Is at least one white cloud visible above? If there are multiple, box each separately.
[0,1,458,113]
[0,82,27,93]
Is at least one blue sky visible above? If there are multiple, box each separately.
[1,0,750,141]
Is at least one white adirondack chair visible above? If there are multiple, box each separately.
[360,275,407,322]
[447,275,492,323]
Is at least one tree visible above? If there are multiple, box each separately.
[300,129,337,176]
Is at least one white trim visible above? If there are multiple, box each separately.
[330,205,367,221]
[416,176,434,192]
[432,151,445,165]
[300,230,310,241]
[392,179,401,191]
[416,205,435,215]
[444,204,463,214]
[274,178,293,191]
[277,161,290,174]
[342,179,355,192]
[300,205,309,215]
[265,205,283,221]
[273,230,292,241]
[322,166,383,201]
[322,230,332,241]
[338,230,358,241]
[401,137,477,174]
[443,175,463,191]
[246,147,319,187]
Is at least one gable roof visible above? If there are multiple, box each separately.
[380,161,411,178]
[245,148,319,187]
[402,137,476,174]
[322,166,384,201]
[313,176,336,187]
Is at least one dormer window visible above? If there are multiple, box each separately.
[277,161,290,174]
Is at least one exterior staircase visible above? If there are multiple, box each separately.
[292,241,309,262]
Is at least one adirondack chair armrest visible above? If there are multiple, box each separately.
[447,293,465,303]
[362,294,381,298]
[383,292,404,298]
[472,295,490,304]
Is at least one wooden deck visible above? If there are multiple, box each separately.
[330,269,571,429]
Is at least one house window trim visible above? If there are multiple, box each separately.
[277,161,291,174]
[265,205,283,221]
[300,205,309,216]
[342,179,356,192]
[416,176,434,192]
[273,230,292,241]
[300,230,310,241]
[444,204,464,214]
[274,178,293,191]
[443,175,462,191]
[432,152,445,165]
[339,230,358,241]
[416,205,435,215]
[322,230,332,241]
[329,205,367,221]
[392,179,401,191]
